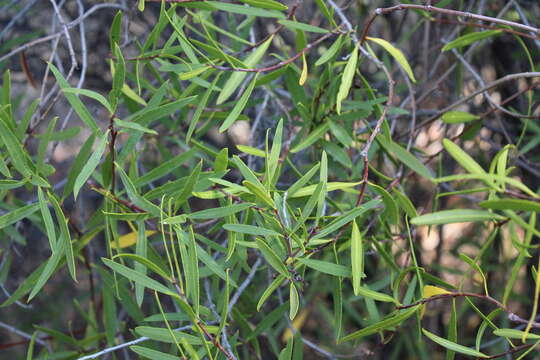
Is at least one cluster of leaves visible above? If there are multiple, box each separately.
[0,1,539,359]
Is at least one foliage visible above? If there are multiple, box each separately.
[0,1,540,359]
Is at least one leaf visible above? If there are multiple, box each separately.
[110,231,157,249]
[422,328,488,358]
[48,63,98,132]
[113,253,170,281]
[351,220,363,295]
[336,43,358,114]
[339,306,420,342]
[207,1,286,18]
[423,285,451,298]
[355,286,399,305]
[493,328,540,340]
[134,326,202,344]
[38,188,56,249]
[243,180,275,208]
[0,203,39,230]
[0,117,32,178]
[298,258,352,277]
[315,35,343,66]
[442,30,502,51]
[257,274,286,311]
[186,203,253,220]
[73,131,108,199]
[219,73,259,132]
[299,53,308,85]
[289,282,299,320]
[313,199,381,239]
[366,37,416,82]
[114,118,157,135]
[48,194,76,280]
[441,111,479,124]
[130,346,180,360]
[62,88,113,114]
[223,224,280,237]
[290,122,330,153]
[102,258,173,295]
[479,199,540,213]
[63,133,96,199]
[378,136,432,179]
[411,209,505,225]
[239,0,288,11]
[255,238,289,277]
[217,36,273,104]
[443,139,486,176]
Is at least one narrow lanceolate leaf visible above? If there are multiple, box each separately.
[48,63,98,132]
[298,258,352,277]
[441,111,479,124]
[223,224,280,237]
[479,199,540,213]
[378,137,433,179]
[492,328,540,340]
[355,286,399,305]
[257,274,286,311]
[290,122,330,153]
[278,19,328,34]
[442,30,502,51]
[38,188,56,249]
[73,131,108,199]
[289,282,300,320]
[48,194,76,281]
[217,36,273,104]
[0,203,39,230]
[442,139,486,175]
[187,203,253,220]
[0,118,32,178]
[299,53,308,85]
[130,346,180,360]
[114,118,157,135]
[351,220,363,295]
[255,238,290,277]
[315,35,342,66]
[336,43,358,114]
[410,209,505,225]
[366,37,416,82]
[267,118,283,183]
[422,329,488,358]
[102,258,173,295]
[219,73,259,132]
[339,306,420,342]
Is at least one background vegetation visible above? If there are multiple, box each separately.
[0,0,540,359]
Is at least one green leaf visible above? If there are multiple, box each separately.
[0,117,32,178]
[63,133,96,199]
[442,30,502,51]
[339,306,420,342]
[298,258,352,277]
[422,328,488,358]
[102,258,173,295]
[479,199,540,213]
[220,73,258,132]
[355,286,399,305]
[134,326,202,345]
[255,238,289,277]
[134,148,196,187]
[313,199,381,239]
[290,122,330,153]
[48,63,99,132]
[243,180,275,208]
[257,274,286,311]
[217,36,273,104]
[38,188,56,249]
[336,43,358,114]
[208,1,286,18]
[378,136,432,179]
[315,35,343,66]
[130,346,180,360]
[351,220,363,295]
[114,118,157,135]
[62,88,113,114]
[48,194,76,280]
[278,20,328,33]
[0,203,39,230]
[112,253,170,281]
[224,224,281,237]
[493,328,540,340]
[411,209,505,225]
[267,118,283,184]
[441,111,479,124]
[443,139,486,175]
[366,37,416,82]
[186,203,253,220]
[239,0,288,11]
[289,282,299,320]
[237,145,266,157]
[73,131,108,199]
[287,163,320,197]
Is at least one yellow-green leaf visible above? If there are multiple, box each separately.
[366,37,416,83]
